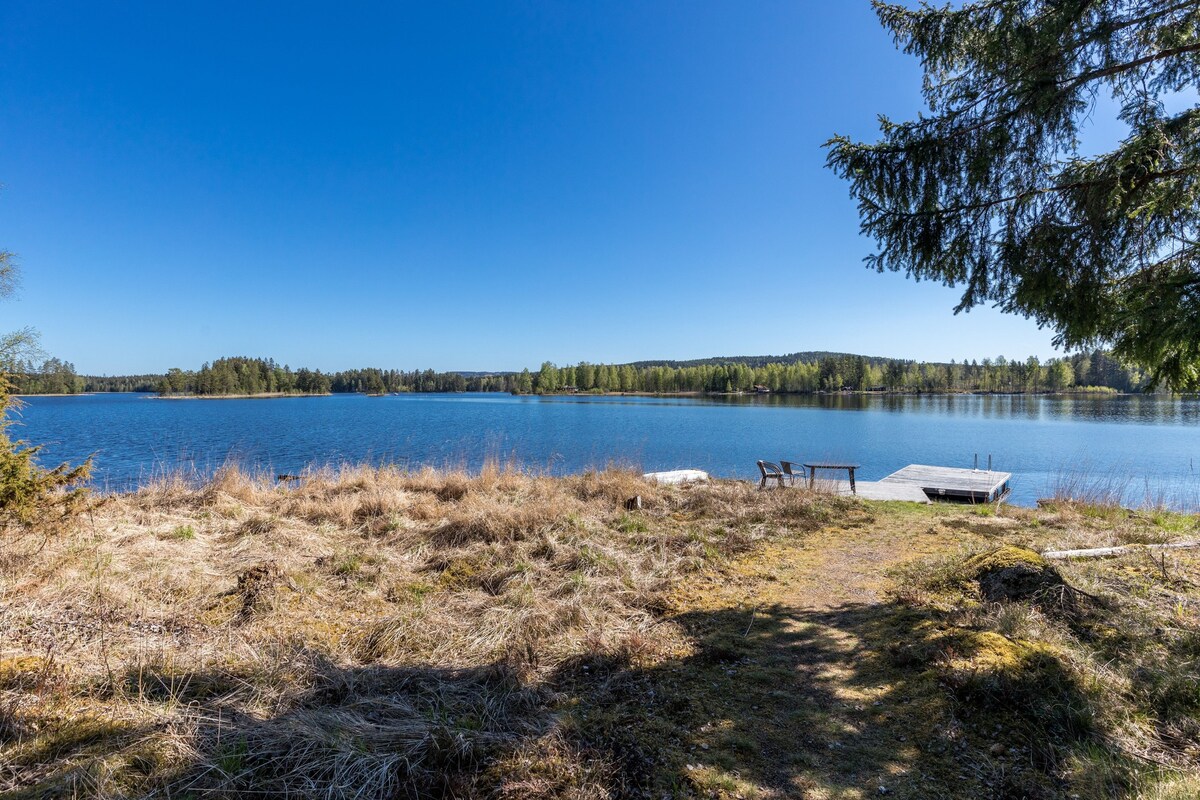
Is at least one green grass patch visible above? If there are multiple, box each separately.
[615,513,649,533]
[165,524,195,540]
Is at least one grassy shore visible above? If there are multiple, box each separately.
[2,467,1198,798]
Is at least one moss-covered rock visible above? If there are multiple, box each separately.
[962,545,1069,604]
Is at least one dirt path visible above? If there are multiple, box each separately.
[661,508,989,799]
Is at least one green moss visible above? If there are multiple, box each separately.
[386,580,434,603]
[961,545,1048,576]
[959,545,1079,605]
[437,556,483,588]
[325,549,383,578]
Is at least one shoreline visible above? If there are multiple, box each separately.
[151,392,332,400]
[525,388,1135,398]
[11,388,1158,399]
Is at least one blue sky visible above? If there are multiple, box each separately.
[1,1,1069,374]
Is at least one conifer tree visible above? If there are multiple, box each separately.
[0,251,90,531]
[828,0,1200,388]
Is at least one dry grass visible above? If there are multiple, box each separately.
[4,467,1197,798]
[0,464,841,798]
[885,505,1200,797]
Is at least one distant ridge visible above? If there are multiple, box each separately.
[452,352,906,378]
[625,351,902,369]
[458,350,1012,376]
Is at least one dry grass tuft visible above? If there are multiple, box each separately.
[237,512,277,536]
[432,493,571,546]
[566,467,661,508]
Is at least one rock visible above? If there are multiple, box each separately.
[962,546,1071,604]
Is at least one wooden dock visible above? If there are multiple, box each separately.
[818,479,931,503]
[879,464,1011,503]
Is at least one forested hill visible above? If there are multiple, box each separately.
[7,349,1155,397]
[626,351,895,369]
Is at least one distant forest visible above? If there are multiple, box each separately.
[8,350,1156,397]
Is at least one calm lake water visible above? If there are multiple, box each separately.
[9,392,1200,507]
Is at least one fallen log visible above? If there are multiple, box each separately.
[1042,541,1200,560]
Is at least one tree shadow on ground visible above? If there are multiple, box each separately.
[161,657,552,798]
[4,655,550,799]
[555,601,1104,799]
[6,602,1108,799]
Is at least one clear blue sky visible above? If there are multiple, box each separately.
[1,1,1067,375]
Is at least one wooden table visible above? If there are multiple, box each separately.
[804,462,860,494]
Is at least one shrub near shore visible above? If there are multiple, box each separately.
[1,467,1197,798]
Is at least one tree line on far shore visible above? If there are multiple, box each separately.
[8,358,84,394]
[523,350,1143,395]
[7,349,1155,397]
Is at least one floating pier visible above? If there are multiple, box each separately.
[878,464,1011,503]
[666,463,1010,503]
[822,479,931,503]
[816,464,1011,503]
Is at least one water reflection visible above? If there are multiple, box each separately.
[706,392,1200,425]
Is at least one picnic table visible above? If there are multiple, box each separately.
[804,462,860,494]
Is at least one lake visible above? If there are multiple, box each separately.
[8,392,1200,508]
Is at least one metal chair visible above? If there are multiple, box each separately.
[780,461,807,486]
[757,460,786,489]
